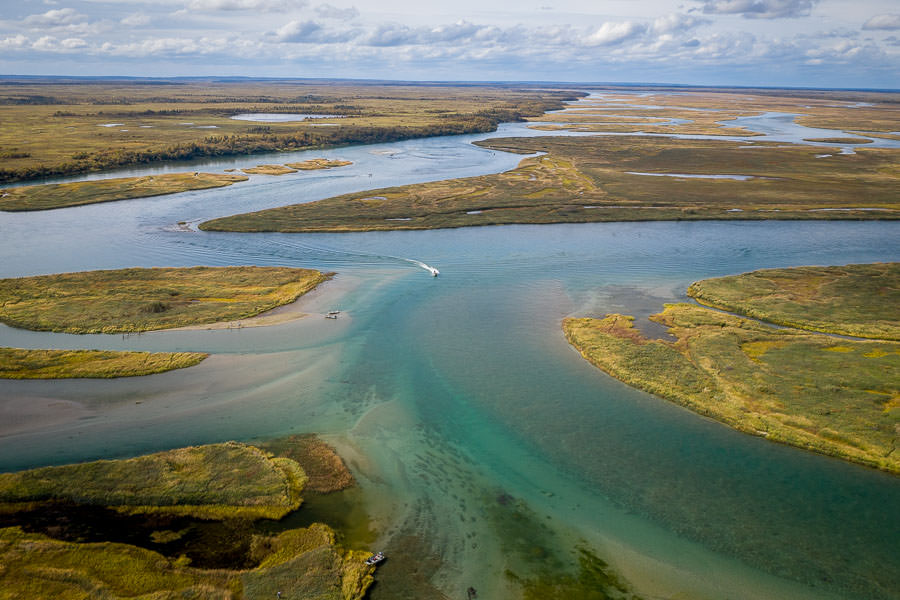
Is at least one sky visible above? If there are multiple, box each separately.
[1,0,898,88]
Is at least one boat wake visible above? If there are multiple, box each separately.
[262,237,439,276]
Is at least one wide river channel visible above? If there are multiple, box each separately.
[1,97,898,599]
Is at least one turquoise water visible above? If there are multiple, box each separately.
[1,103,899,599]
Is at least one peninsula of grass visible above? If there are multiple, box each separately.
[0,442,305,519]
[0,266,328,334]
[285,158,352,170]
[0,347,208,379]
[687,263,900,340]
[0,172,247,212]
[200,135,899,232]
[564,264,900,474]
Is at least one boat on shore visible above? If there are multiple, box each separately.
[365,551,385,566]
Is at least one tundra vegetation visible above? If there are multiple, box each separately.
[0,172,247,212]
[0,266,327,334]
[528,88,900,137]
[201,135,899,232]
[285,158,353,170]
[241,164,298,175]
[564,263,900,474]
[0,347,208,379]
[0,440,375,599]
[0,78,576,183]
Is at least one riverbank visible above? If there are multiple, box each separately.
[0,172,247,212]
[564,263,900,475]
[0,79,576,183]
[0,438,374,599]
[0,266,328,334]
[200,134,899,232]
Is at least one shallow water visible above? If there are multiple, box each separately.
[1,96,899,600]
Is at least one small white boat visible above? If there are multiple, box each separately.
[327,310,340,315]
[325,314,338,319]
[365,551,385,566]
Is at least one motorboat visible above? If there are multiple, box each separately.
[427,267,439,277]
[365,551,385,566]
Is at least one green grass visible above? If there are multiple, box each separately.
[687,263,900,340]
[0,439,375,600]
[254,434,355,494]
[0,172,247,212]
[200,135,899,233]
[0,79,575,183]
[0,266,327,334]
[564,265,900,474]
[0,442,306,519]
[0,347,208,378]
[0,524,374,600]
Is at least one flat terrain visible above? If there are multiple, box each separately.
[564,264,900,474]
[0,347,207,379]
[0,442,305,519]
[0,440,374,599]
[0,266,327,334]
[687,263,900,340]
[201,135,899,232]
[0,78,575,183]
[0,172,247,211]
[530,89,900,137]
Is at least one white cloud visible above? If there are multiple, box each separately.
[0,34,29,50]
[121,13,151,27]
[187,0,306,11]
[271,19,357,42]
[315,3,358,20]
[583,21,646,46]
[862,14,900,31]
[24,8,87,28]
[652,13,709,34]
[61,37,88,49]
[32,35,61,51]
[694,0,819,19]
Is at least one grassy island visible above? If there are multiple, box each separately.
[241,164,298,175]
[200,135,899,232]
[0,172,247,212]
[285,158,353,170]
[564,263,900,474]
[0,266,327,334]
[0,440,374,599]
[0,347,207,379]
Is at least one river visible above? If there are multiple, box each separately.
[0,95,898,600]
